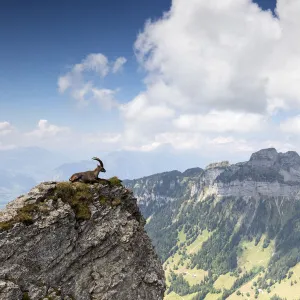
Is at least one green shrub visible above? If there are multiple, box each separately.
[16,204,39,225]
[0,203,40,232]
[55,182,93,221]
[99,195,108,205]
[0,221,13,231]
[22,292,31,300]
[108,176,123,187]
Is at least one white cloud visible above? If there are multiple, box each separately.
[112,57,127,73]
[71,82,94,105]
[26,120,69,138]
[84,133,122,145]
[115,0,300,157]
[58,53,109,94]
[209,136,235,145]
[174,111,266,133]
[92,87,119,109]
[58,53,126,108]
[134,0,282,114]
[280,115,300,134]
[0,142,15,151]
[0,122,14,135]
[58,76,72,94]
[121,93,175,122]
[80,53,109,77]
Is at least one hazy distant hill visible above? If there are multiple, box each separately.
[53,150,208,181]
[125,148,300,300]
[0,147,69,207]
[0,147,208,208]
[0,147,69,180]
[0,170,36,208]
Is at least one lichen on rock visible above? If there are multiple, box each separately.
[0,181,165,300]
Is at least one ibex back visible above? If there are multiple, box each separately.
[69,157,106,184]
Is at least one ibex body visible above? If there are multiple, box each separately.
[69,157,106,183]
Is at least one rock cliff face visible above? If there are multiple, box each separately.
[204,148,300,200]
[0,181,165,300]
[124,168,203,218]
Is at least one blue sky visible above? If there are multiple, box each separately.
[2,0,300,165]
[0,0,171,130]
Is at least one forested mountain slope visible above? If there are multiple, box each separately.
[125,148,300,300]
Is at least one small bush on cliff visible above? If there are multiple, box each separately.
[17,204,40,225]
[0,203,40,231]
[108,176,123,187]
[55,182,93,221]
[22,292,31,300]
[0,221,13,231]
[99,195,108,204]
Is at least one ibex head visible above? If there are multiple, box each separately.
[92,157,106,173]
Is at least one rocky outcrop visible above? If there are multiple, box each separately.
[0,181,165,300]
[205,161,230,170]
[203,148,300,200]
[124,169,203,218]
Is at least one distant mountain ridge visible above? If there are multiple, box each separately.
[0,147,69,208]
[124,148,300,300]
[0,147,208,208]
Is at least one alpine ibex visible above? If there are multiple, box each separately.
[69,157,107,183]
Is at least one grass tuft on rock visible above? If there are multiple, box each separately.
[0,203,40,231]
[55,182,93,221]
[108,176,123,187]
[22,292,31,300]
[16,204,39,225]
[0,221,14,231]
[99,195,108,205]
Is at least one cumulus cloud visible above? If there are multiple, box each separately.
[26,120,69,138]
[58,54,109,94]
[112,57,127,73]
[58,53,126,108]
[174,111,267,133]
[280,115,300,134]
[115,0,300,156]
[92,87,119,109]
[83,132,122,145]
[0,122,14,135]
[0,142,15,151]
[134,0,281,114]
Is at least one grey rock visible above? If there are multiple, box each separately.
[250,147,279,166]
[0,280,22,299]
[205,161,230,170]
[124,169,203,218]
[0,182,165,300]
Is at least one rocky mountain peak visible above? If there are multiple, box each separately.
[279,150,300,168]
[182,167,203,177]
[205,161,230,170]
[0,181,165,300]
[249,148,279,165]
